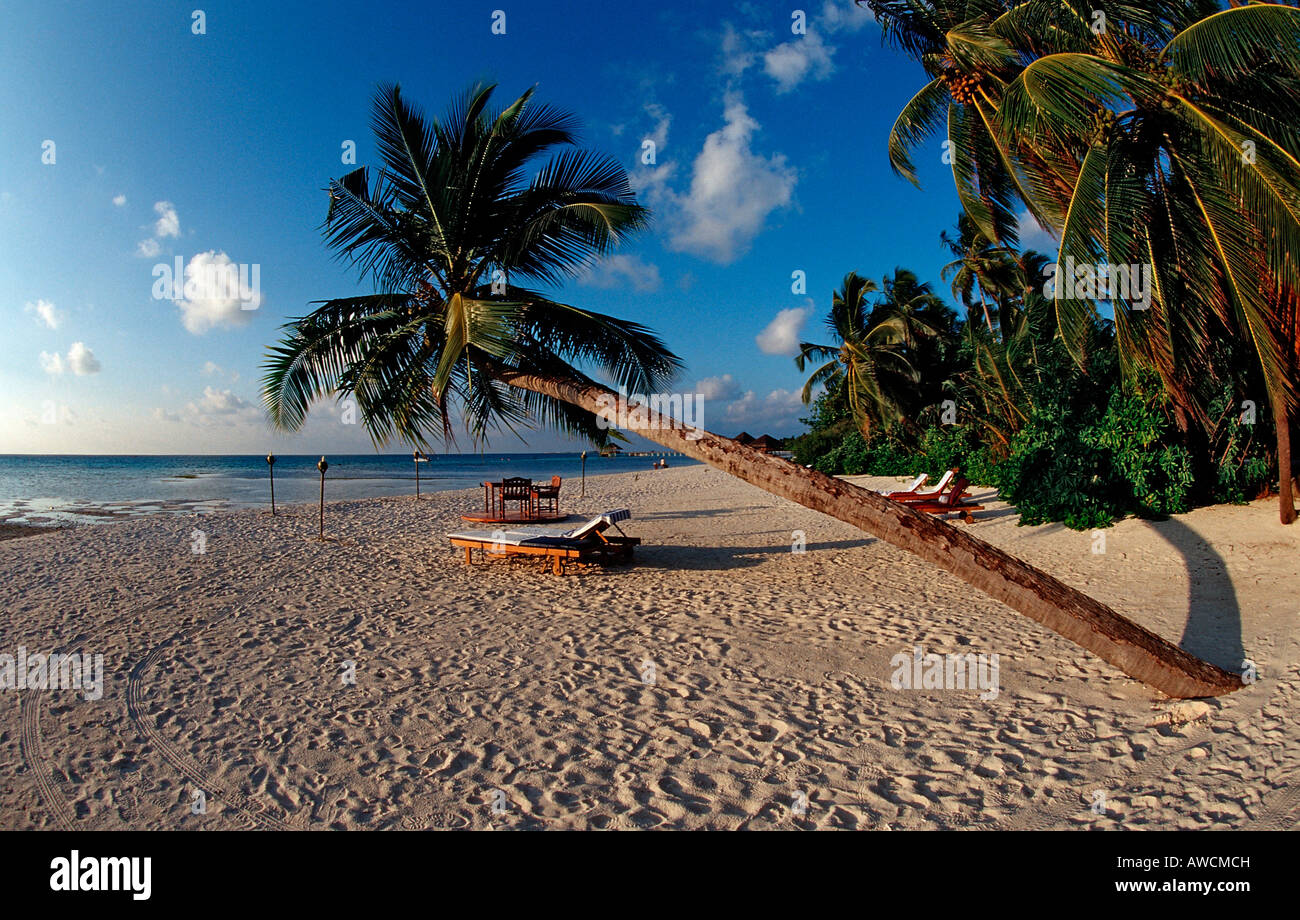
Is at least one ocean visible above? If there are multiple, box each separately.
[0,452,696,525]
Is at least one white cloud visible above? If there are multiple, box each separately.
[721,387,805,433]
[155,386,260,429]
[661,94,796,264]
[175,251,263,334]
[756,304,812,356]
[720,23,762,77]
[818,0,875,33]
[201,361,241,383]
[695,373,742,402]
[629,103,677,203]
[178,386,261,427]
[37,342,100,376]
[25,299,61,329]
[192,386,251,414]
[113,194,126,207]
[758,2,876,93]
[577,254,662,293]
[643,103,671,153]
[67,342,102,375]
[153,200,180,238]
[688,374,806,435]
[136,200,181,256]
[1015,209,1059,255]
[39,351,65,375]
[764,31,835,93]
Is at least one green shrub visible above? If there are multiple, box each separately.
[1086,383,1194,517]
[788,314,1280,528]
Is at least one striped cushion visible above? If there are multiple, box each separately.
[449,510,632,546]
[562,509,631,539]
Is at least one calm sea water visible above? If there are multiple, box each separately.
[0,453,695,525]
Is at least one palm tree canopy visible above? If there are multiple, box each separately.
[796,271,922,436]
[996,2,1300,422]
[874,0,1300,428]
[262,82,682,449]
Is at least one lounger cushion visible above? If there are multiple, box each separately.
[448,509,632,546]
[561,508,630,539]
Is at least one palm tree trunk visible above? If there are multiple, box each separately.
[494,367,1242,699]
[1275,395,1296,525]
[976,287,996,335]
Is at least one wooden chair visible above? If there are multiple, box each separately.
[531,476,562,516]
[499,477,534,519]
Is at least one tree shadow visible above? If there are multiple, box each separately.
[633,538,875,572]
[633,507,772,521]
[1155,517,1245,672]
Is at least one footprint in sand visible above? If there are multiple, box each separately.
[749,720,789,743]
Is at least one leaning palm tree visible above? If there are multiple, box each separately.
[262,82,1239,698]
[796,272,917,437]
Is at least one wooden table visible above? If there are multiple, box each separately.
[482,480,537,519]
[482,480,505,518]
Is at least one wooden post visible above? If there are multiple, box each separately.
[317,456,328,540]
[580,450,587,499]
[266,453,276,515]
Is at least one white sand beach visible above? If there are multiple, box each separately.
[1,464,1297,830]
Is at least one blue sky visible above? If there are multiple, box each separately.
[0,0,1054,454]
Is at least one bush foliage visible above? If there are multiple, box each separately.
[790,327,1275,531]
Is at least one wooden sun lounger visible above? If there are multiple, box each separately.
[878,472,927,496]
[906,477,984,523]
[448,509,640,575]
[887,468,956,502]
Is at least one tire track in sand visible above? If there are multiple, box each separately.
[20,549,305,829]
[124,565,305,831]
[19,569,221,829]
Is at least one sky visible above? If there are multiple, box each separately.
[0,0,1056,455]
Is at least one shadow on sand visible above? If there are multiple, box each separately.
[582,501,1245,675]
[635,537,875,572]
[1152,516,1246,672]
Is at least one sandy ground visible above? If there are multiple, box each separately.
[1,464,1297,830]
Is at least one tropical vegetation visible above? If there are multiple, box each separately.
[838,0,1300,523]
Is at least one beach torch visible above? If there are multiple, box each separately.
[317,456,329,540]
[580,450,587,498]
[266,453,277,515]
